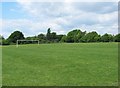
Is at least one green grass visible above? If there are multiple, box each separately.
[2,43,118,86]
[0,46,2,87]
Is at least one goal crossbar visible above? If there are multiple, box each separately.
[16,40,39,47]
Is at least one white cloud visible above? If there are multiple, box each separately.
[98,11,118,24]
[2,2,118,38]
[2,19,67,38]
[78,23,118,35]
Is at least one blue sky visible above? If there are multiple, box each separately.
[2,2,30,19]
[1,1,118,38]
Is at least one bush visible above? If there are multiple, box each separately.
[2,40,10,45]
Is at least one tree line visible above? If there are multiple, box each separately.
[0,28,120,45]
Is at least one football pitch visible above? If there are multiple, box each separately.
[2,43,118,86]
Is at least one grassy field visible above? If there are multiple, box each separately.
[2,43,118,86]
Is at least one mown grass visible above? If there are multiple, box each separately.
[2,43,118,86]
[0,46,2,87]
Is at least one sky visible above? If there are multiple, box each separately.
[1,0,118,38]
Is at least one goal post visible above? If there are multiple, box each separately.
[16,40,39,47]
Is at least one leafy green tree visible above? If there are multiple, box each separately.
[101,33,113,42]
[0,35,10,45]
[61,35,67,42]
[0,35,4,40]
[25,36,39,44]
[7,31,25,43]
[37,34,46,43]
[80,36,86,42]
[65,29,86,43]
[0,35,4,45]
[50,32,58,42]
[66,30,81,43]
[78,31,86,42]
[51,32,57,40]
[56,35,64,42]
[80,31,99,42]
[25,36,39,40]
[46,28,51,41]
[2,39,10,45]
[114,33,120,42]
[94,35,101,42]
[38,34,46,40]
[109,34,113,42]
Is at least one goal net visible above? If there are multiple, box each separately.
[16,40,39,47]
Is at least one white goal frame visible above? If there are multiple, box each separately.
[16,40,39,47]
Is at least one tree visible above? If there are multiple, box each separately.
[0,35,10,45]
[51,32,57,40]
[7,31,25,43]
[78,31,86,42]
[80,31,99,42]
[24,36,39,44]
[80,36,86,42]
[60,35,67,42]
[101,33,113,42]
[65,29,87,43]
[46,28,51,41]
[38,34,46,40]
[94,35,101,42]
[0,35,4,45]
[0,35,4,40]
[37,34,46,43]
[2,39,10,45]
[66,30,81,43]
[108,34,113,42]
[25,36,38,40]
[56,35,64,42]
[114,33,120,42]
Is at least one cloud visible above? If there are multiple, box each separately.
[72,2,118,14]
[2,2,118,38]
[16,1,117,24]
[2,19,67,38]
[78,23,118,35]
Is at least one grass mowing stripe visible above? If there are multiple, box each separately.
[2,43,118,86]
